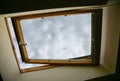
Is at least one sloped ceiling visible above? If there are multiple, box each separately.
[0,0,108,14]
[108,0,120,4]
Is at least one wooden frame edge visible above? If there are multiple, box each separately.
[20,65,59,73]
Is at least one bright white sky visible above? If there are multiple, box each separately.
[20,13,91,60]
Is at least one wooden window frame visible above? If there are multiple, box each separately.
[11,9,102,65]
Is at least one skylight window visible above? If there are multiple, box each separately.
[10,9,102,65]
[20,13,91,60]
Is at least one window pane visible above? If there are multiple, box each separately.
[20,13,91,60]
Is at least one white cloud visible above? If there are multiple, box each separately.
[21,13,91,60]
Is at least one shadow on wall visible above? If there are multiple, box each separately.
[0,0,108,14]
[0,73,3,81]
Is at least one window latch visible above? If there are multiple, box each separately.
[19,41,27,46]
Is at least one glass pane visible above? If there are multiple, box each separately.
[20,13,91,60]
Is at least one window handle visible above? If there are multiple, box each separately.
[19,41,27,46]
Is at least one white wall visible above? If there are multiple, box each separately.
[100,4,120,73]
[0,17,19,81]
[0,4,119,81]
